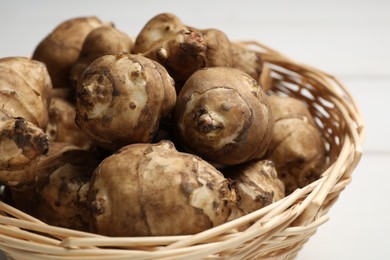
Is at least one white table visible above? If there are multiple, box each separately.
[1,0,388,259]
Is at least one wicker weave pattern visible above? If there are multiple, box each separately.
[0,42,365,260]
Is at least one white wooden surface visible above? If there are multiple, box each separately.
[1,0,389,259]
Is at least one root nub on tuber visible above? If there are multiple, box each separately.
[174,67,274,166]
[266,96,326,194]
[75,54,176,151]
[88,141,237,236]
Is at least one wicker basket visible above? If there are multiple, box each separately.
[0,41,365,260]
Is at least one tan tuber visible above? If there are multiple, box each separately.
[134,13,233,89]
[225,160,285,214]
[70,25,134,88]
[88,141,237,236]
[75,54,176,151]
[266,95,326,194]
[174,67,274,166]
[46,97,92,150]
[10,142,98,231]
[0,57,52,188]
[32,16,104,88]
[132,13,186,54]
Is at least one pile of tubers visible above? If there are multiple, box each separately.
[0,13,327,236]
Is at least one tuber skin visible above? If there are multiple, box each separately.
[224,160,285,214]
[142,27,233,89]
[231,42,264,83]
[10,142,98,231]
[75,54,176,151]
[46,97,92,150]
[174,67,274,166]
[70,25,134,88]
[32,16,104,88]
[88,140,237,236]
[0,111,48,189]
[0,57,52,184]
[0,57,52,130]
[134,13,233,89]
[132,13,186,54]
[266,96,326,194]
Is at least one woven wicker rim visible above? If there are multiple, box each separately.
[0,41,365,260]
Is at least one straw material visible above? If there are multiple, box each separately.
[0,41,365,260]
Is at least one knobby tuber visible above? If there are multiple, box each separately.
[225,160,285,214]
[88,141,237,236]
[75,54,176,151]
[32,16,104,88]
[132,13,186,54]
[46,97,92,150]
[174,67,274,166]
[266,96,326,194]
[70,25,134,88]
[10,142,98,231]
[0,57,52,187]
[134,13,233,89]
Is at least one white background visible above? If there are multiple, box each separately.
[0,0,389,259]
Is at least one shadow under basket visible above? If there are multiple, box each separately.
[0,41,365,260]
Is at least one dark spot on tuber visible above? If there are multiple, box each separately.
[212,201,219,210]
[90,197,105,215]
[97,75,104,84]
[112,88,120,96]
[102,115,112,127]
[131,70,140,79]
[129,102,136,109]
[206,182,214,191]
[221,103,231,111]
